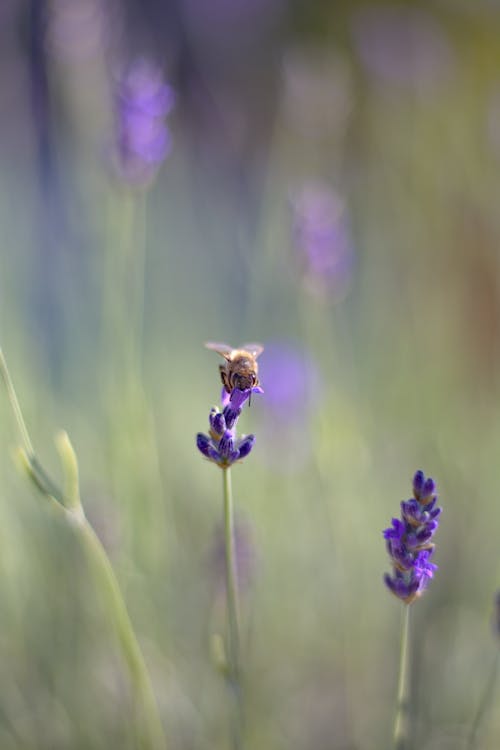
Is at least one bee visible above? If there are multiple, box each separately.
[205,342,264,398]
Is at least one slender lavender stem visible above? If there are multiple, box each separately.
[222,466,243,750]
[0,348,166,750]
[466,648,500,750]
[76,516,165,750]
[0,349,35,457]
[394,603,411,750]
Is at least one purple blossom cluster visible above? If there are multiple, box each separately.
[113,58,175,185]
[197,387,262,468]
[290,181,354,300]
[383,470,442,604]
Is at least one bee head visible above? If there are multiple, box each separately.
[230,371,257,391]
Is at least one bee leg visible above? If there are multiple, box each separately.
[219,366,231,393]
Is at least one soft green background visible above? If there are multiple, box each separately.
[1,2,500,748]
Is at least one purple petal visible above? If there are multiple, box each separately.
[209,408,226,436]
[219,431,235,459]
[237,434,255,459]
[422,477,437,501]
[196,433,212,457]
[413,470,425,496]
[223,405,241,430]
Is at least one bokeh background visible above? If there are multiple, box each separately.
[1,1,500,748]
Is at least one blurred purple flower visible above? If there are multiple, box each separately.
[197,387,262,468]
[383,470,442,604]
[258,340,321,421]
[255,341,321,472]
[351,7,454,91]
[291,181,354,300]
[113,58,175,186]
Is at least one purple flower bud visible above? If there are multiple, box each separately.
[421,477,437,504]
[223,405,242,430]
[209,408,226,436]
[415,526,435,545]
[197,433,219,462]
[429,505,441,520]
[237,435,255,459]
[412,470,425,497]
[197,433,211,457]
[401,499,419,518]
[383,517,405,540]
[219,431,235,460]
[384,572,420,602]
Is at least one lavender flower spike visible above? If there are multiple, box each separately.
[113,58,175,186]
[196,387,262,468]
[383,470,442,604]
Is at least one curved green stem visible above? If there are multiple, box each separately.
[394,603,411,750]
[0,349,35,457]
[0,348,165,750]
[222,467,243,750]
[75,515,165,750]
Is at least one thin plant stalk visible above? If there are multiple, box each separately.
[394,603,411,750]
[466,647,500,750]
[222,466,243,750]
[0,348,166,750]
[76,516,165,750]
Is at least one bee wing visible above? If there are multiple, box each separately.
[204,341,234,359]
[240,342,264,359]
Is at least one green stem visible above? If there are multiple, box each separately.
[0,348,35,456]
[75,515,165,750]
[0,348,165,750]
[466,647,500,750]
[394,603,411,750]
[222,467,243,750]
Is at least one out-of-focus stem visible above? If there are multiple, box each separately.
[0,349,35,457]
[394,603,411,750]
[466,647,500,750]
[0,348,166,750]
[222,466,243,750]
[75,515,165,750]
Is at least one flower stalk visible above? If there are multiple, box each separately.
[0,348,165,750]
[383,470,442,750]
[197,384,262,750]
[393,603,411,750]
[222,466,243,750]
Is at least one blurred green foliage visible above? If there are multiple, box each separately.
[1,1,500,748]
